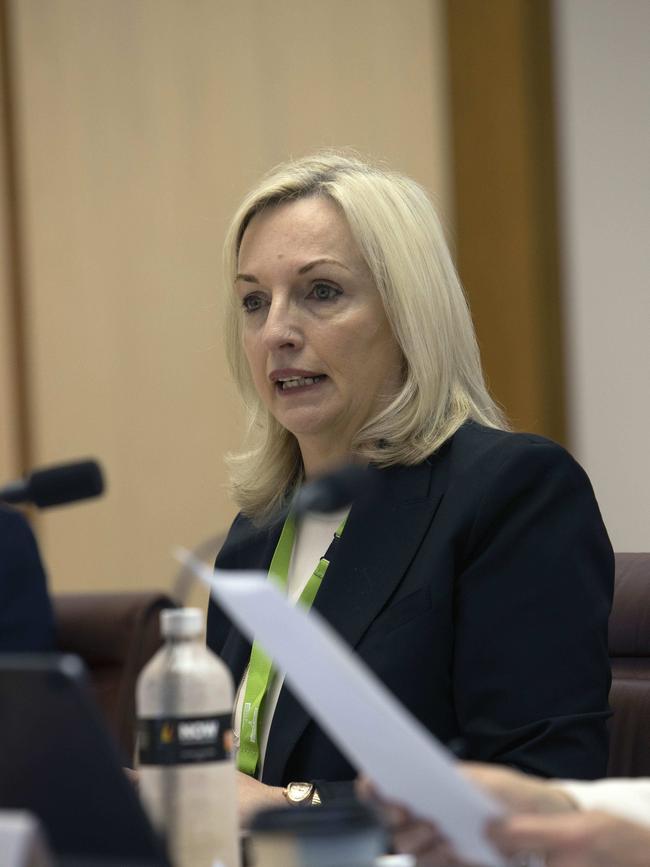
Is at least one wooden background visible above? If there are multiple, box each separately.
[8,1,639,594]
[0,0,454,596]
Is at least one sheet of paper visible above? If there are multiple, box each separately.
[177,550,506,866]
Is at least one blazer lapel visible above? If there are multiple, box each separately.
[262,454,450,784]
[220,627,252,688]
[219,521,283,686]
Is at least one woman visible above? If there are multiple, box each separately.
[206,152,613,821]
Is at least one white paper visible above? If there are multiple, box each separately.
[177,549,505,866]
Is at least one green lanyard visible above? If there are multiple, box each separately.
[237,511,347,776]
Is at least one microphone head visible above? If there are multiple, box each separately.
[293,464,372,516]
[28,460,105,508]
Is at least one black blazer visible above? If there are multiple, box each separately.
[0,506,55,652]
[207,422,613,793]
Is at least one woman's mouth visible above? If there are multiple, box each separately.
[276,374,326,392]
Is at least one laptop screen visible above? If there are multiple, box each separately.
[0,654,168,865]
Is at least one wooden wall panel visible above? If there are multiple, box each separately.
[4,0,451,594]
[447,0,565,439]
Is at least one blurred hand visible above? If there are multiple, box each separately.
[357,777,458,866]
[358,763,577,866]
[127,762,284,827]
[237,770,285,828]
[489,810,650,867]
[461,763,577,815]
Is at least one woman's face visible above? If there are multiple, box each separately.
[236,196,403,470]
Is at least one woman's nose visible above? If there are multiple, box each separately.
[262,299,303,350]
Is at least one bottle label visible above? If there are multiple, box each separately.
[138,713,232,765]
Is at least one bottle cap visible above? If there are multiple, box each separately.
[161,607,203,638]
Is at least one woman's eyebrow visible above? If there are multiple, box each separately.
[298,257,351,274]
[236,258,351,284]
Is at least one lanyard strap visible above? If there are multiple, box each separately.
[237,512,346,776]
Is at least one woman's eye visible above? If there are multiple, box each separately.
[242,294,265,313]
[309,282,341,301]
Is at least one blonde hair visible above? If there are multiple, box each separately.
[223,151,508,522]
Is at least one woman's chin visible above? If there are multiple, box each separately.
[276,410,350,452]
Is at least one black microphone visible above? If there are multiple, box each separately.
[292,464,373,517]
[0,460,105,508]
[173,463,376,602]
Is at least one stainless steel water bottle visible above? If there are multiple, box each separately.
[136,608,240,867]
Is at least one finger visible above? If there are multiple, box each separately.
[356,775,373,800]
[393,820,449,857]
[357,785,412,829]
[377,802,413,830]
[488,814,584,857]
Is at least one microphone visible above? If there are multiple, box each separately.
[172,463,376,603]
[292,464,372,517]
[0,460,105,509]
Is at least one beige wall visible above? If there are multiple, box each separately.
[0,17,21,480]
[2,0,452,596]
[0,155,19,478]
[553,0,650,551]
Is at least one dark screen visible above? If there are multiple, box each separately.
[0,656,167,865]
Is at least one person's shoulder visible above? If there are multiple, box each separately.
[0,505,38,548]
[449,420,577,468]
[449,419,564,454]
[444,423,610,561]
[443,421,592,494]
[0,504,29,529]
